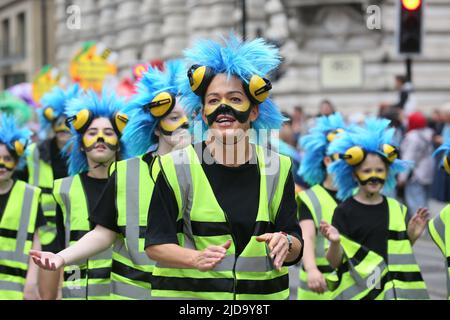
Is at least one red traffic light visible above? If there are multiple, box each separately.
[402,0,422,11]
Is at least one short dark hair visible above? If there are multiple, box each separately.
[395,75,407,84]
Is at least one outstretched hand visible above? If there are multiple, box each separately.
[319,221,340,243]
[256,233,290,271]
[194,240,232,272]
[408,207,430,244]
[29,250,65,271]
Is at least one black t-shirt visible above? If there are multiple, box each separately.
[332,196,409,261]
[89,153,156,234]
[145,143,303,264]
[0,181,46,232]
[48,173,109,253]
[50,138,68,180]
[298,186,339,222]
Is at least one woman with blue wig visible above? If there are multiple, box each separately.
[296,112,347,300]
[320,118,430,300]
[428,140,450,300]
[0,115,46,300]
[30,60,191,300]
[30,89,128,300]
[146,34,303,300]
[25,84,80,299]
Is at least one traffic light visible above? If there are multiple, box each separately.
[398,0,424,55]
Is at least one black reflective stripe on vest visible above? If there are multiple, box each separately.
[190,221,275,237]
[302,264,334,274]
[236,274,289,295]
[360,270,424,300]
[191,221,230,237]
[0,264,27,278]
[151,275,234,293]
[447,257,450,265]
[390,271,424,282]
[360,271,391,300]
[0,228,34,241]
[40,187,53,194]
[338,246,370,275]
[64,267,111,281]
[45,216,56,224]
[253,221,275,236]
[70,230,88,242]
[112,259,152,283]
[388,230,409,241]
[118,226,147,239]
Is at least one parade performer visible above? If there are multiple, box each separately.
[320,118,430,300]
[146,34,304,300]
[428,140,450,300]
[0,115,45,300]
[27,84,81,299]
[41,89,128,300]
[30,60,191,300]
[296,112,347,300]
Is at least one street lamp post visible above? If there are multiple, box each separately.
[241,0,247,39]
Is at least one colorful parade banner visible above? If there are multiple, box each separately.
[31,65,62,106]
[70,42,118,92]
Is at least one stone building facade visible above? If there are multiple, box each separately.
[0,0,56,90]
[53,0,450,115]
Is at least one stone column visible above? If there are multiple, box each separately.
[140,0,163,61]
[160,0,187,59]
[114,0,141,78]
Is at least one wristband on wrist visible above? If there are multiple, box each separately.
[280,232,293,253]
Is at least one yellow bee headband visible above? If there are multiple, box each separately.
[442,154,450,174]
[187,65,272,105]
[66,109,128,136]
[338,144,399,167]
[326,128,345,143]
[143,92,176,119]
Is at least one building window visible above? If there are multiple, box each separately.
[17,13,26,57]
[65,0,74,10]
[1,18,10,57]
[3,73,26,89]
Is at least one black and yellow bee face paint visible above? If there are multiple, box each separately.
[356,170,387,185]
[204,98,252,125]
[160,116,189,136]
[0,156,16,171]
[52,117,70,134]
[82,130,119,152]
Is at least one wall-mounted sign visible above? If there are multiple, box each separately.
[321,53,363,89]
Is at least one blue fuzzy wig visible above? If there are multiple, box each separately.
[0,115,32,169]
[299,113,347,186]
[327,118,412,200]
[64,89,127,176]
[122,60,185,158]
[433,140,450,168]
[39,84,81,131]
[179,33,285,133]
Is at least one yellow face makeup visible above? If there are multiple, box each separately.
[204,98,251,117]
[0,156,16,171]
[356,170,387,182]
[82,130,118,149]
[53,117,70,133]
[160,116,189,133]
